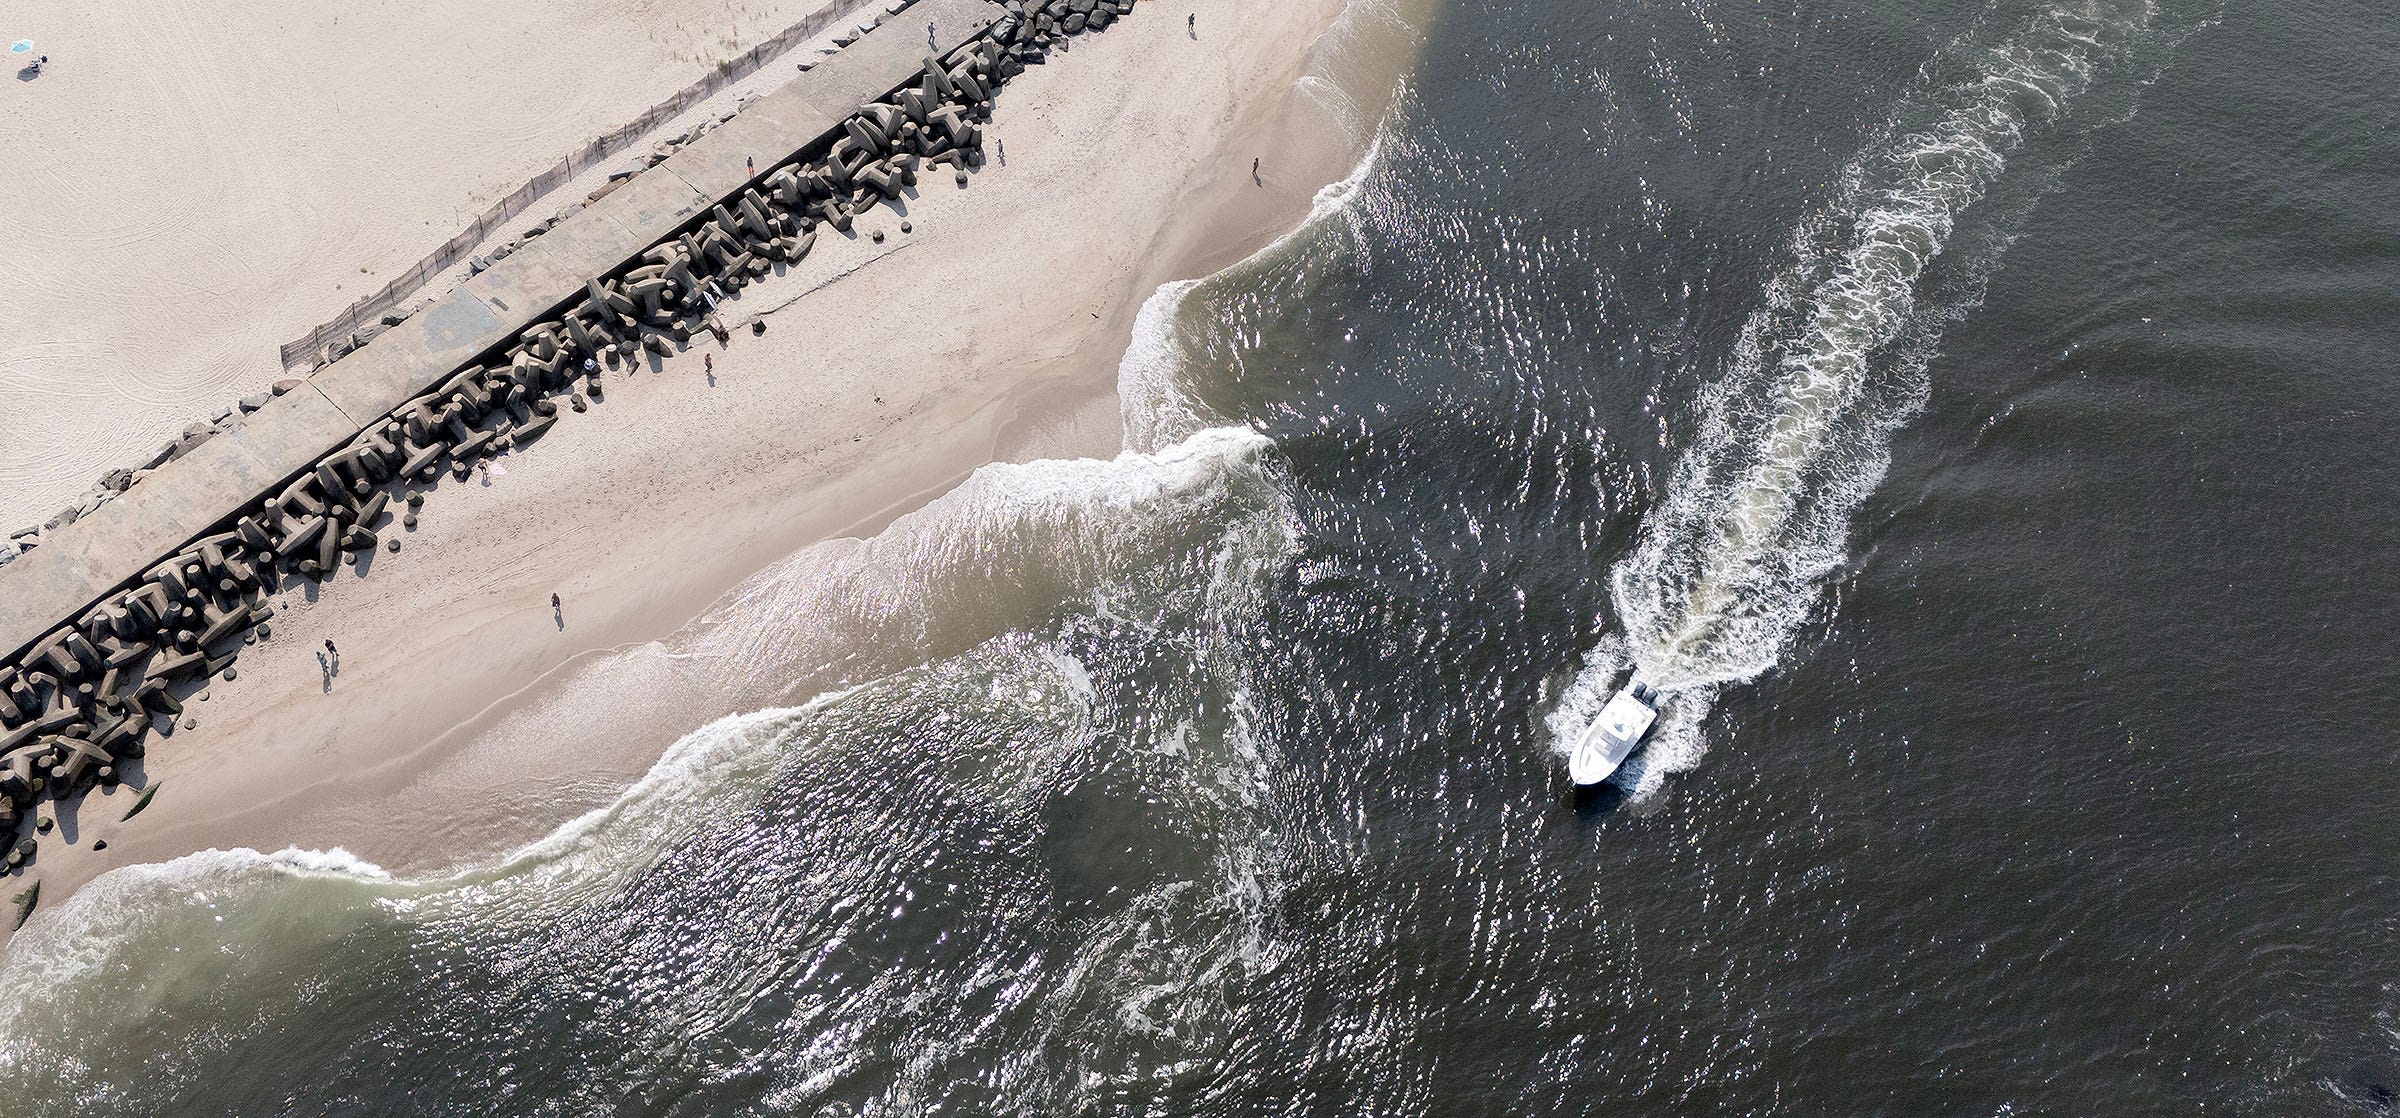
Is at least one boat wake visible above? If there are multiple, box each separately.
[1555,0,2162,797]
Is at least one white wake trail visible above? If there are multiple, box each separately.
[1558,0,2156,796]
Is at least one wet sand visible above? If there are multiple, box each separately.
[6,0,1370,937]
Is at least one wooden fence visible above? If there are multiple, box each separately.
[279,0,888,369]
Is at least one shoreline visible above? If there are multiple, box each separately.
[5,0,1384,943]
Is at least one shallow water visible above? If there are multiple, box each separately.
[8,0,2400,1113]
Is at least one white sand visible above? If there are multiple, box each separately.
[6,0,1378,933]
[0,0,876,531]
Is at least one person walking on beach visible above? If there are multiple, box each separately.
[1189,13,1197,37]
[928,20,938,48]
[324,639,338,658]
[1252,157,1261,184]
[704,353,715,381]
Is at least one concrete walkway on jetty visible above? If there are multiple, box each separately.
[0,0,999,663]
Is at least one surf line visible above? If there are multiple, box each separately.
[1562,0,2156,792]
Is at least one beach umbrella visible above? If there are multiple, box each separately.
[9,40,32,55]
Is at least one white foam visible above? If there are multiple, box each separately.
[0,52,1404,1083]
[0,418,1302,1053]
[1117,128,1387,453]
[1558,0,2157,792]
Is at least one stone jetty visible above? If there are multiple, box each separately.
[0,0,1153,873]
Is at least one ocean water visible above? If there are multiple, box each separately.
[8,0,2400,1113]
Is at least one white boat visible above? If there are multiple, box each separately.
[1570,677,1662,786]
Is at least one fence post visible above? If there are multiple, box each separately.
[278,0,854,369]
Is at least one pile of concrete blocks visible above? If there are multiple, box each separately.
[0,0,1155,863]
[0,383,332,577]
[1008,0,1143,42]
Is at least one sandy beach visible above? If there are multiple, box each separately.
[6,0,1372,934]
[0,0,896,533]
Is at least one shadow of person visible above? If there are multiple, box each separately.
[554,606,565,631]
[317,651,333,692]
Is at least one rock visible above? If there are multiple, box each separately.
[237,393,272,414]
[92,840,106,851]
[272,378,304,395]
[466,255,492,276]
[380,309,409,327]
[42,507,79,532]
[387,538,401,553]
[99,468,134,493]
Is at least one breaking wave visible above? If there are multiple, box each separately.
[0,101,1401,1115]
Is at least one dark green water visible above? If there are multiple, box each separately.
[6,0,2398,1113]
